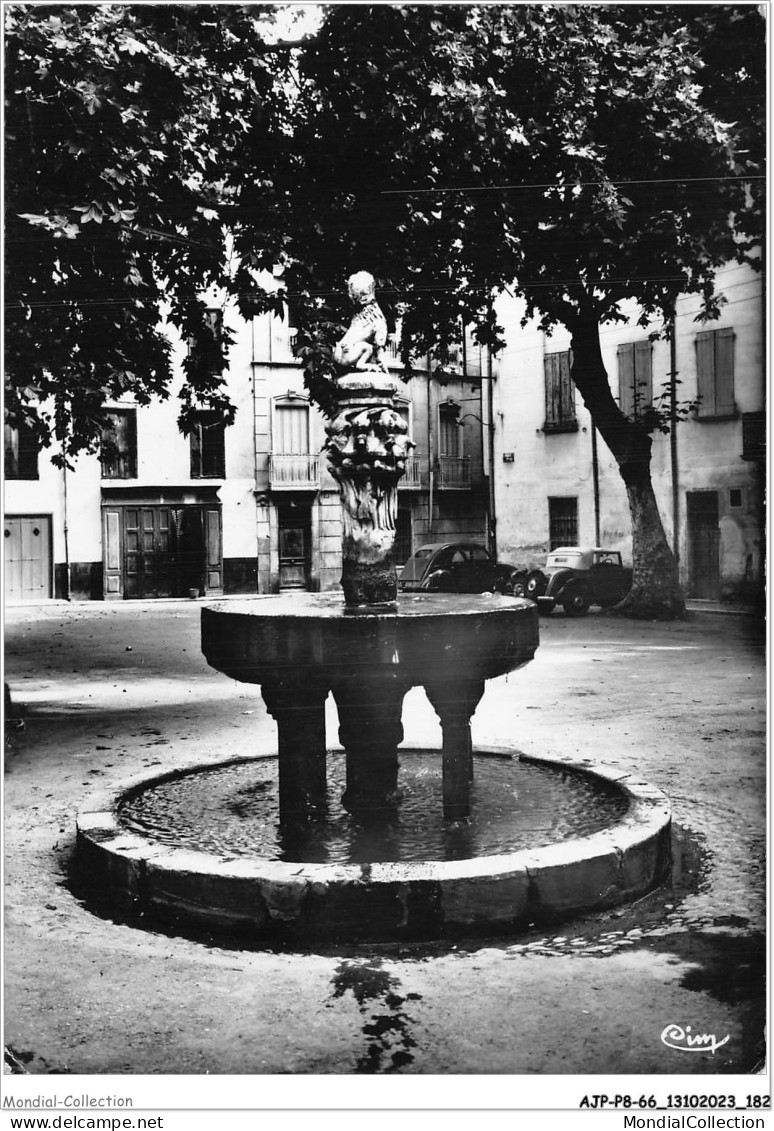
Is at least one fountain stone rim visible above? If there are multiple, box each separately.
[76,750,671,940]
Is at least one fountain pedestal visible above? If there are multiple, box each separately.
[325,372,412,610]
[203,348,539,823]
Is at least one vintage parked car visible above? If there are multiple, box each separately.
[518,547,633,615]
[398,542,526,595]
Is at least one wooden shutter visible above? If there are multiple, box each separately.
[696,331,716,417]
[618,344,635,416]
[275,404,309,454]
[714,328,735,416]
[559,351,575,421]
[634,341,652,410]
[544,354,560,425]
[190,420,202,476]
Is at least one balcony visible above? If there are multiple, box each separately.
[398,456,423,490]
[268,454,320,490]
[436,455,471,489]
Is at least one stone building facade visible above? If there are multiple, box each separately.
[5,260,763,605]
[490,260,765,604]
[4,308,492,602]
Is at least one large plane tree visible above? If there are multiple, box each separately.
[264,3,763,618]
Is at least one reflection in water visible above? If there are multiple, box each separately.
[119,752,628,865]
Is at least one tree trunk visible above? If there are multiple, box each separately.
[568,313,686,620]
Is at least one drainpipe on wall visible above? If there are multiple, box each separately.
[591,424,601,546]
[486,344,497,559]
[426,367,434,539]
[669,312,680,562]
[62,458,72,601]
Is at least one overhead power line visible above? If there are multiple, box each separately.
[381,175,765,195]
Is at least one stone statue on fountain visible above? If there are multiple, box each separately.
[331,271,390,373]
[326,271,414,609]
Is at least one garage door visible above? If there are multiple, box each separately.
[4,515,52,603]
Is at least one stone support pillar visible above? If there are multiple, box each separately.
[261,678,329,824]
[332,677,408,814]
[425,679,486,820]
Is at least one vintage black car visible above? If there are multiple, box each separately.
[519,547,633,615]
[398,542,526,595]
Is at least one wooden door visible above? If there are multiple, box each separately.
[203,507,223,593]
[4,515,52,602]
[123,507,173,598]
[103,508,123,598]
[278,506,310,589]
[687,491,720,600]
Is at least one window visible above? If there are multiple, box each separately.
[4,422,39,480]
[438,402,462,457]
[190,412,226,478]
[394,508,413,565]
[469,546,491,562]
[696,328,735,419]
[548,497,578,549]
[741,412,765,462]
[543,351,577,432]
[274,402,310,455]
[270,398,318,488]
[268,305,300,363]
[188,308,223,345]
[729,488,744,509]
[100,410,137,479]
[618,341,653,420]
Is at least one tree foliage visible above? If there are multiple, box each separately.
[5,3,292,461]
[273,3,762,349]
[5,5,765,614]
[266,3,763,617]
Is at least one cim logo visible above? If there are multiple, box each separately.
[661,1023,730,1055]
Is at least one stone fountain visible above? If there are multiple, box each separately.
[76,273,671,943]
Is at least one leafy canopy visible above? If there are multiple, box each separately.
[5,3,293,461]
[5,4,764,451]
[272,4,762,350]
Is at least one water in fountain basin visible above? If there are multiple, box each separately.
[118,752,628,865]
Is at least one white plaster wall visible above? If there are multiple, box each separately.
[123,306,258,561]
[6,437,103,566]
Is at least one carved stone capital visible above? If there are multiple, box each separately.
[325,371,415,609]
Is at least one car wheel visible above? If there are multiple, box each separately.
[525,571,547,601]
[563,589,590,616]
[512,579,526,597]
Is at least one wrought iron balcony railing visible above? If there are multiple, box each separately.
[398,456,422,489]
[268,454,320,490]
[436,455,471,489]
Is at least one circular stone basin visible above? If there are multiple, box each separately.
[117,752,629,865]
[76,751,671,944]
